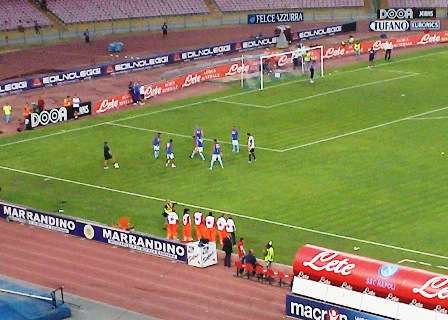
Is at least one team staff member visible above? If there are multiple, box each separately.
[162,200,174,230]
[309,60,315,84]
[247,133,256,163]
[103,142,119,169]
[237,237,246,262]
[216,214,228,247]
[166,209,179,240]
[182,208,192,242]
[3,103,12,123]
[223,235,233,268]
[205,212,216,242]
[264,241,274,268]
[63,96,72,108]
[226,216,236,245]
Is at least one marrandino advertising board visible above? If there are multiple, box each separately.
[0,201,187,262]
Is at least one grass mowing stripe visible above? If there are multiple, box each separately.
[1,48,446,149]
[107,122,282,152]
[270,74,418,108]
[1,164,448,261]
[279,105,448,152]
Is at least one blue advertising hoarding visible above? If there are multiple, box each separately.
[286,294,392,320]
[0,201,187,262]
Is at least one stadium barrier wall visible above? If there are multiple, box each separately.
[93,30,448,116]
[0,201,188,262]
[0,21,358,96]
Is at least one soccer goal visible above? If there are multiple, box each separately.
[241,45,324,90]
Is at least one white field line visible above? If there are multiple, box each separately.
[279,105,448,152]
[1,164,448,262]
[0,49,445,149]
[213,99,269,109]
[407,116,448,120]
[398,258,448,271]
[269,74,417,108]
[108,122,282,152]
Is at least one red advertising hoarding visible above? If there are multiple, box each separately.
[293,244,448,311]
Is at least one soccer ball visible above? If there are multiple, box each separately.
[114,163,120,169]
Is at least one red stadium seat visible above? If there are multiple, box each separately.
[255,265,265,282]
[234,260,245,277]
[244,263,254,279]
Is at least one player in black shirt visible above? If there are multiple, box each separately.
[103,141,119,169]
[309,60,316,84]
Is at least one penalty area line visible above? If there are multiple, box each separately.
[1,164,448,261]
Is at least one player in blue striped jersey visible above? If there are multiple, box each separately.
[165,139,176,168]
[209,139,224,170]
[190,136,205,160]
[153,133,161,159]
[194,127,203,140]
[231,127,239,153]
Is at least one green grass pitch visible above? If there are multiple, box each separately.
[1,46,448,271]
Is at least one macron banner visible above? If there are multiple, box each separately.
[0,201,187,262]
[286,294,390,320]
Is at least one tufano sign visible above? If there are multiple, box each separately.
[369,20,410,32]
[293,245,448,311]
[247,11,304,24]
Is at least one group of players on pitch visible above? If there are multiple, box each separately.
[103,127,256,170]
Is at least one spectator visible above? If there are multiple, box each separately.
[162,22,168,38]
[264,241,274,268]
[83,29,90,44]
[3,103,12,123]
[34,21,40,34]
[225,216,236,245]
[237,237,245,262]
[63,96,72,108]
[243,249,257,270]
[37,96,45,112]
[222,235,233,268]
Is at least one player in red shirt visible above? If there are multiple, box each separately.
[237,237,246,262]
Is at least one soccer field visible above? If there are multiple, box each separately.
[1,46,448,271]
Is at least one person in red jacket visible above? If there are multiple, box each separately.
[237,237,246,262]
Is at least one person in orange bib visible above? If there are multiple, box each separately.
[166,210,179,240]
[182,208,192,242]
[205,212,216,243]
[216,214,228,247]
[193,211,203,240]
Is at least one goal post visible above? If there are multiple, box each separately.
[242,45,325,91]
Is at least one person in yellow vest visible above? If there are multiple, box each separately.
[303,52,311,70]
[264,240,274,268]
[3,103,12,123]
[353,41,361,56]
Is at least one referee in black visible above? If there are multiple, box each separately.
[309,60,316,84]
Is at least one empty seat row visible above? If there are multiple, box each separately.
[388,0,448,7]
[213,0,364,12]
[0,0,51,31]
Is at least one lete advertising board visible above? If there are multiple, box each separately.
[247,11,304,24]
[28,101,92,129]
[0,201,187,262]
[298,22,357,41]
[286,294,390,320]
[93,94,133,114]
[293,245,448,311]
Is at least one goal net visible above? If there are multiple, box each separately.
[241,45,324,90]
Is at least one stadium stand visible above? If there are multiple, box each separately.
[46,0,209,24]
[388,0,448,6]
[213,0,365,12]
[0,0,51,31]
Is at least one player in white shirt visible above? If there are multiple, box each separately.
[166,210,179,240]
[247,133,256,163]
[216,215,227,246]
[194,211,204,240]
[205,212,216,242]
[225,217,236,245]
